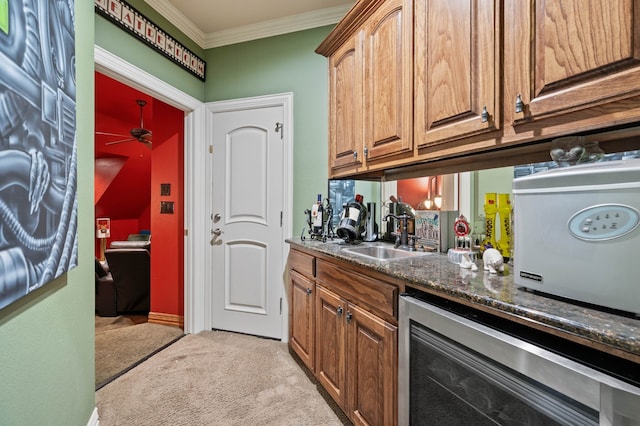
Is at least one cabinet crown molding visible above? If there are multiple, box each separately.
[315,0,389,56]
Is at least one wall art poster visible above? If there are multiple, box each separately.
[0,1,77,310]
[414,210,441,249]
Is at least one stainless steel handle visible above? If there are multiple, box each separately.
[363,146,369,158]
[353,150,358,161]
[306,288,312,295]
[337,306,343,316]
[481,105,489,123]
[346,311,352,323]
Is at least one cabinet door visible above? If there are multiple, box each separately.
[504,0,640,132]
[315,285,347,410]
[289,270,315,372]
[329,32,363,175]
[347,303,398,426]
[414,0,498,151]
[363,0,413,162]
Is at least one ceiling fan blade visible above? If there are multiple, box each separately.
[105,138,135,145]
[96,131,130,137]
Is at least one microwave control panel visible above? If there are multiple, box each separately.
[568,204,639,241]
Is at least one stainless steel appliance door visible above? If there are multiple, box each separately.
[399,295,640,425]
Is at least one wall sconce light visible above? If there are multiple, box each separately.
[425,175,443,210]
[434,195,442,209]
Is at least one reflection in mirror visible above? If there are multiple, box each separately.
[330,169,514,252]
[325,148,639,255]
[327,180,381,240]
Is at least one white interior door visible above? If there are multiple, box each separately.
[210,103,284,339]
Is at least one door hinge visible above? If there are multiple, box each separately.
[280,211,283,227]
[209,145,213,154]
[280,297,283,315]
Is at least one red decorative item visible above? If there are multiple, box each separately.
[454,215,471,237]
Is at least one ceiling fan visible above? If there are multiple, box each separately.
[96,99,152,147]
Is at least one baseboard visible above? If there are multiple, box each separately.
[87,407,99,426]
[148,311,184,328]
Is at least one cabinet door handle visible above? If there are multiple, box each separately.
[515,94,524,113]
[346,311,352,323]
[306,288,312,295]
[481,105,489,123]
[353,150,358,161]
[363,146,369,158]
[337,306,343,316]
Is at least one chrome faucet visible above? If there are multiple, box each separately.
[384,213,412,250]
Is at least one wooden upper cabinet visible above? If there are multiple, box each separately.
[329,33,364,174]
[504,0,640,134]
[363,0,413,162]
[414,0,499,150]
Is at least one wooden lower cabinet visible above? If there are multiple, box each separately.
[315,285,348,408]
[288,249,398,425]
[315,284,398,426]
[289,270,315,372]
[347,302,397,426]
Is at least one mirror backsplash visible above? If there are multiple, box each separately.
[325,149,639,254]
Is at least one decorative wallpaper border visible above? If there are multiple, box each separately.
[95,0,206,81]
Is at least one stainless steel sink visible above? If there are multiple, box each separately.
[341,245,432,261]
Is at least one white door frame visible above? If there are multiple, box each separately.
[94,45,208,334]
[206,93,293,341]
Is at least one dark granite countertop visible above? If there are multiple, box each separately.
[287,237,640,362]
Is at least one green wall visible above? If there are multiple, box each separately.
[206,26,333,235]
[94,0,205,101]
[0,2,96,424]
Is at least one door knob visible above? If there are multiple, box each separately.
[210,228,223,245]
[213,213,221,223]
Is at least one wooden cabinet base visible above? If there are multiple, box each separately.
[288,248,398,426]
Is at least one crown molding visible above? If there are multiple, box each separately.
[204,5,351,48]
[144,0,206,48]
[144,1,350,49]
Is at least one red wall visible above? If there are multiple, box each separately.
[149,101,184,317]
[397,177,429,209]
[95,72,184,318]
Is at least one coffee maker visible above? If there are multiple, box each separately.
[336,194,367,243]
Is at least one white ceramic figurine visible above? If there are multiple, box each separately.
[483,248,504,274]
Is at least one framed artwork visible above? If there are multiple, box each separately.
[414,210,441,249]
[0,1,77,310]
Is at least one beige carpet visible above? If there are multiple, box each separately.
[95,317,184,388]
[96,330,349,425]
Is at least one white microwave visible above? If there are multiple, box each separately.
[513,159,640,315]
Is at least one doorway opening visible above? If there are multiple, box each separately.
[94,70,185,325]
